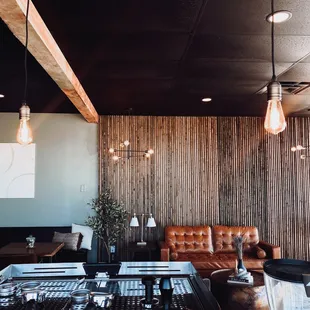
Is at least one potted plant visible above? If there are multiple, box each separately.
[85,189,128,263]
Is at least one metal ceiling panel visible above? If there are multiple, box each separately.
[77,62,178,80]
[177,78,263,96]
[279,63,310,82]
[1,0,310,116]
[34,0,203,34]
[189,35,310,63]
[199,0,310,36]
[60,34,189,62]
[182,60,292,81]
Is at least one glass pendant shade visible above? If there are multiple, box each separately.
[264,99,286,135]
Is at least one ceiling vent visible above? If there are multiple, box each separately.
[257,81,310,95]
[280,82,310,94]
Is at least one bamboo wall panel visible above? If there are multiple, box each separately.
[99,115,310,261]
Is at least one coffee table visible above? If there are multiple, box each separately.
[0,242,64,263]
[210,269,269,310]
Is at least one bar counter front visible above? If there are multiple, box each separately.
[0,261,220,309]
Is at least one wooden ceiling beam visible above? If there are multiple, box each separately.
[0,0,99,123]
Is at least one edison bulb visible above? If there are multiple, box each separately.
[124,140,130,146]
[291,147,297,152]
[17,119,33,145]
[296,145,304,150]
[112,155,119,161]
[264,99,286,135]
[147,149,154,154]
[109,148,115,153]
[145,153,151,158]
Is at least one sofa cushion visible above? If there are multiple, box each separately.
[212,225,259,254]
[52,232,82,251]
[165,226,213,254]
[176,252,266,270]
[72,224,93,251]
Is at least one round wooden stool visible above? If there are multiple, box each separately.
[210,269,269,310]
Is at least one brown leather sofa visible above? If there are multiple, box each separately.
[160,225,280,277]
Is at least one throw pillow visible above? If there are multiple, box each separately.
[254,245,267,258]
[52,232,82,251]
[72,223,93,250]
[170,251,178,261]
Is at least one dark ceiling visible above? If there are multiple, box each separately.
[1,0,310,116]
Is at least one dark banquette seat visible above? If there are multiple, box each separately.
[0,226,97,266]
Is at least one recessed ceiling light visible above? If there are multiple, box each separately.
[0,94,4,98]
[202,98,212,103]
[266,10,292,23]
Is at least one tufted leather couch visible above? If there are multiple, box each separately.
[160,225,281,277]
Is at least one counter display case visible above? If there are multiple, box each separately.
[0,261,220,310]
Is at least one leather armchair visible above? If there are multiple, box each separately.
[160,225,280,277]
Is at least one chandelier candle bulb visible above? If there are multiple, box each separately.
[108,139,154,160]
[291,144,310,159]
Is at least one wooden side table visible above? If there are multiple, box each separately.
[128,242,158,261]
[0,242,64,263]
[210,269,269,310]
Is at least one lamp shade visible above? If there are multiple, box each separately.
[130,213,139,227]
[146,214,156,228]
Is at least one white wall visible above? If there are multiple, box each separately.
[0,113,98,227]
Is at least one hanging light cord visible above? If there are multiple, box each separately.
[23,0,30,105]
[271,0,276,80]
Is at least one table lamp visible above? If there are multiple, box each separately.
[130,213,156,246]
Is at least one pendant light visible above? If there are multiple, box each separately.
[264,0,286,135]
[17,0,33,145]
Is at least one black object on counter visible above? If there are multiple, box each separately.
[24,300,45,310]
[140,276,159,309]
[159,277,174,310]
[85,301,99,309]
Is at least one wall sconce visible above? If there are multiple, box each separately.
[130,213,156,246]
[108,140,154,161]
[291,144,310,159]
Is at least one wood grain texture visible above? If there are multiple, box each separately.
[99,116,310,261]
[0,0,98,123]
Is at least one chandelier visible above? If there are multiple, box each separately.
[108,140,154,161]
[291,145,309,159]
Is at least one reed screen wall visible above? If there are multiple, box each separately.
[99,115,310,261]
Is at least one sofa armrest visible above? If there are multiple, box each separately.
[258,240,281,259]
[160,241,170,261]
